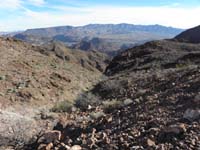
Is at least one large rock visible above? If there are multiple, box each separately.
[69,145,82,150]
[158,123,186,143]
[38,130,61,144]
[183,109,200,121]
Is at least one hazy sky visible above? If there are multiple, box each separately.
[0,0,200,31]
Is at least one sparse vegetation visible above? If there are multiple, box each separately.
[100,79,123,92]
[176,63,188,69]
[102,99,123,112]
[75,92,101,109]
[51,100,74,113]
[0,75,6,80]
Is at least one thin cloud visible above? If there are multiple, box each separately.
[26,0,46,6]
[25,6,200,28]
[0,0,22,10]
[0,0,45,10]
[1,5,200,31]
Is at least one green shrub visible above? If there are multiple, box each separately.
[75,92,100,109]
[51,101,74,113]
[176,63,188,69]
[102,99,123,112]
[101,79,123,92]
[0,75,6,80]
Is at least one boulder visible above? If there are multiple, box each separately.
[69,145,82,150]
[158,123,186,142]
[147,138,156,147]
[123,99,133,106]
[90,111,105,120]
[183,109,200,121]
[194,94,200,104]
[38,130,61,144]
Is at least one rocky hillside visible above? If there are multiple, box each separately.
[12,24,184,54]
[27,26,200,150]
[105,40,200,76]
[71,37,120,53]
[175,25,200,43]
[0,37,109,149]
[0,37,109,107]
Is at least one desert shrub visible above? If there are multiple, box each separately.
[101,79,123,92]
[176,63,188,69]
[102,99,123,112]
[51,101,74,113]
[93,79,127,99]
[0,75,6,80]
[7,88,17,93]
[75,92,100,109]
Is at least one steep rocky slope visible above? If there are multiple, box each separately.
[71,37,118,53]
[105,40,200,76]
[0,37,109,108]
[46,67,199,150]
[175,25,200,43]
[0,37,109,148]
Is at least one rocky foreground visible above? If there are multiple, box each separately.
[27,66,200,150]
[24,33,200,149]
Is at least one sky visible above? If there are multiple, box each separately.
[0,0,200,31]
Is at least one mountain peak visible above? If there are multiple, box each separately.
[175,25,200,43]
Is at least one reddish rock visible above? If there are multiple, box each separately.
[38,130,61,144]
[69,145,82,150]
[147,138,156,147]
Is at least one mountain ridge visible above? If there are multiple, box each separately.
[175,25,200,43]
[12,24,184,55]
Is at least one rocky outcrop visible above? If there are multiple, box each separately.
[175,25,200,43]
[71,37,119,54]
[105,40,200,76]
[42,41,110,72]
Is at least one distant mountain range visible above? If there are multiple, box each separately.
[0,32,7,35]
[0,31,22,36]
[11,24,184,54]
[0,32,14,36]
